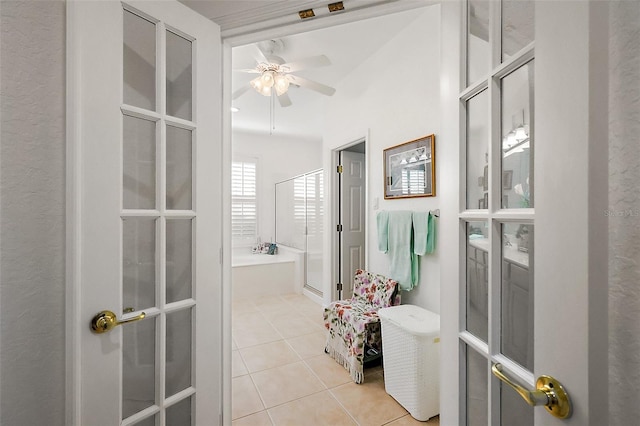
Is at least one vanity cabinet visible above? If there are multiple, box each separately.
[467,239,533,368]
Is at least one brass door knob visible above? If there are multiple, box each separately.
[492,363,572,419]
[90,310,146,334]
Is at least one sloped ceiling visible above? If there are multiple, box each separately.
[179,0,431,139]
[231,10,421,138]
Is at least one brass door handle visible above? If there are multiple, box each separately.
[90,310,146,334]
[492,363,572,419]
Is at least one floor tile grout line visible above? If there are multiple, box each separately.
[326,386,362,426]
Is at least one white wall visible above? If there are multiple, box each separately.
[232,130,322,247]
[608,2,640,424]
[0,1,65,424]
[321,5,441,313]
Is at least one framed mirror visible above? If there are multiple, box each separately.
[383,134,436,199]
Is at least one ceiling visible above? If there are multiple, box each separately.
[230,11,420,137]
[179,1,426,138]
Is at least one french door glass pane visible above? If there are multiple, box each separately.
[123,218,156,311]
[501,223,534,369]
[502,0,535,62]
[501,61,534,209]
[500,381,534,425]
[466,345,488,426]
[466,89,489,209]
[166,31,192,121]
[466,221,488,342]
[467,0,490,86]
[166,308,192,397]
[166,219,192,303]
[166,125,192,210]
[123,10,156,111]
[133,414,157,426]
[166,396,192,426]
[123,116,156,210]
[123,316,156,419]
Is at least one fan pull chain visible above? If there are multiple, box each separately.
[269,92,276,135]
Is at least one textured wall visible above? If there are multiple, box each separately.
[609,2,640,425]
[0,1,66,424]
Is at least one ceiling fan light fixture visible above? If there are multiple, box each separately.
[250,76,263,91]
[261,70,275,88]
[274,73,290,96]
[260,86,272,97]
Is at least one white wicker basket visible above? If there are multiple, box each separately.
[379,305,440,421]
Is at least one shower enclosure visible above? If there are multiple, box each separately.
[275,169,324,294]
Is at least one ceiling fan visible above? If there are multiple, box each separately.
[233,39,336,108]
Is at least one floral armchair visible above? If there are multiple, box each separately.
[323,269,400,384]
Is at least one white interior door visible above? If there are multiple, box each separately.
[439,1,608,425]
[68,1,222,424]
[339,150,366,297]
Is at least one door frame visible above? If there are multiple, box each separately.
[221,2,433,420]
[333,137,369,301]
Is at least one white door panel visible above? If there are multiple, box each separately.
[69,1,222,424]
[340,150,365,296]
[440,1,607,425]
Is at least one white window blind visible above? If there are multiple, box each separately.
[231,160,257,243]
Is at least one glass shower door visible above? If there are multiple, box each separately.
[305,171,324,293]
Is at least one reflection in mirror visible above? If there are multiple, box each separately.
[466,90,489,209]
[501,61,534,208]
[466,221,488,342]
[383,135,435,199]
[502,0,535,62]
[501,223,534,370]
[467,0,490,86]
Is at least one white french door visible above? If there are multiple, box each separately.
[68,1,222,424]
[440,1,608,425]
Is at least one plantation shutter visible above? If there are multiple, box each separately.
[231,159,257,243]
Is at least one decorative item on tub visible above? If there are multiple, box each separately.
[252,242,278,255]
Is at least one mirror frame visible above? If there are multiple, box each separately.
[383,134,436,199]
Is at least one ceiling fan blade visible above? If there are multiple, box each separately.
[232,84,252,100]
[235,68,261,74]
[277,92,292,108]
[288,75,336,96]
[280,55,331,73]
[253,44,269,63]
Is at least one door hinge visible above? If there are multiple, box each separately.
[337,224,343,232]
[336,282,343,291]
[337,165,343,173]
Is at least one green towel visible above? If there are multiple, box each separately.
[378,211,418,291]
[413,211,437,255]
[427,212,436,254]
[376,210,389,253]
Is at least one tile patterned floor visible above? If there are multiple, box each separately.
[232,294,440,426]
